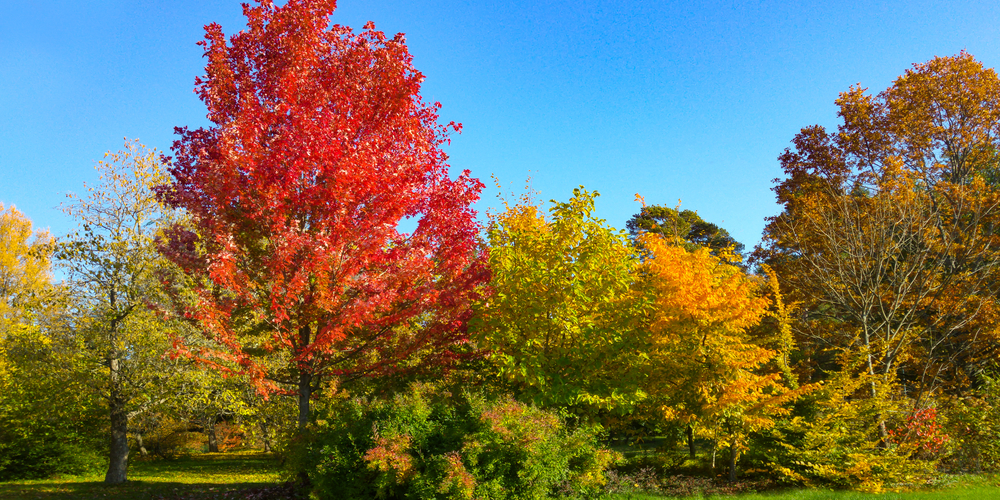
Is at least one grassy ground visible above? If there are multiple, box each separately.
[2,451,999,499]
[0,452,286,500]
[606,474,1000,499]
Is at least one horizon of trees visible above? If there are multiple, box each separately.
[2,1,1000,495]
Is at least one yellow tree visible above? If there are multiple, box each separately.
[643,233,803,482]
[58,140,188,484]
[473,187,651,415]
[0,204,53,330]
[0,201,53,425]
[0,205,107,480]
[0,202,56,413]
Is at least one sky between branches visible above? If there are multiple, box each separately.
[2,0,999,250]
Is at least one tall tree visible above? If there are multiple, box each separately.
[0,203,53,330]
[643,233,800,482]
[757,52,1000,432]
[0,204,104,481]
[58,140,182,484]
[474,187,650,414]
[158,0,487,431]
[627,204,744,256]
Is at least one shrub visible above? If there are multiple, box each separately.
[0,397,106,480]
[887,407,949,460]
[290,383,619,499]
[131,414,204,459]
[0,431,105,480]
[941,373,1000,473]
[763,368,937,492]
[0,326,106,480]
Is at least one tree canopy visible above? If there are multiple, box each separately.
[474,187,650,414]
[157,0,488,429]
[627,204,744,256]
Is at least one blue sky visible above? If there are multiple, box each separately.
[2,0,999,249]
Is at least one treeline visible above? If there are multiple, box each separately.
[2,1,1000,497]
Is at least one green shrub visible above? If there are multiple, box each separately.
[0,417,105,480]
[761,369,937,492]
[290,383,619,499]
[941,373,1000,473]
[0,326,106,480]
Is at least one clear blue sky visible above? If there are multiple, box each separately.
[3,0,999,249]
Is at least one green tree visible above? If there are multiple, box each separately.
[627,204,744,256]
[0,203,106,480]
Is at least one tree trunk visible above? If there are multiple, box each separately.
[710,440,718,477]
[863,328,890,446]
[206,415,219,453]
[728,444,738,483]
[687,426,696,458]
[105,357,129,484]
[294,325,313,488]
[298,371,312,430]
[136,432,148,456]
[297,325,312,431]
[260,421,272,453]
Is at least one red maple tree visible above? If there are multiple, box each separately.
[157,0,487,428]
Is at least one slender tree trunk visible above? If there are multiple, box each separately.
[687,426,696,459]
[136,432,148,456]
[206,415,219,453]
[863,327,890,446]
[297,325,312,430]
[710,440,718,477]
[294,325,314,487]
[105,357,130,484]
[261,421,272,453]
[298,371,312,430]
[728,445,738,483]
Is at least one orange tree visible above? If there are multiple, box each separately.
[642,233,803,482]
[757,52,1000,420]
[158,0,487,430]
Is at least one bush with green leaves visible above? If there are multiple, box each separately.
[0,325,106,480]
[760,368,937,493]
[941,372,1000,473]
[290,383,618,499]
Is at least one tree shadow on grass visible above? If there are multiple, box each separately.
[0,453,302,500]
[0,480,306,500]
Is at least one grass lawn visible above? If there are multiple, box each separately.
[0,452,288,500]
[607,474,1000,499]
[2,451,999,499]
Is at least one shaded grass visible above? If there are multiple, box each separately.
[4,450,999,499]
[603,438,1000,499]
[606,473,1000,499]
[0,452,283,500]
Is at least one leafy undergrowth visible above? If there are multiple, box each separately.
[0,452,303,500]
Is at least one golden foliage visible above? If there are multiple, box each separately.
[643,234,809,455]
[475,187,651,413]
[0,203,53,329]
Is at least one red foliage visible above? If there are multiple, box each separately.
[157,0,487,395]
[888,407,950,456]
